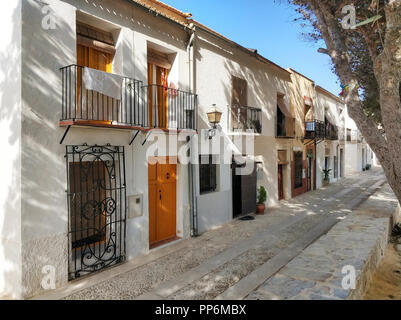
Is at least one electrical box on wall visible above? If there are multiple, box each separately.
[128,194,143,219]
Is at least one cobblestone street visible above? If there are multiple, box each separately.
[33,168,395,300]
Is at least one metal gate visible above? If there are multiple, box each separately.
[66,145,126,280]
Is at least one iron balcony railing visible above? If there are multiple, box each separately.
[305,120,325,140]
[60,65,144,126]
[231,105,262,134]
[325,121,339,140]
[142,84,197,130]
[60,65,197,131]
[276,116,295,138]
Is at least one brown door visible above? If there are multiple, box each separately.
[307,157,312,192]
[278,164,284,200]
[69,161,107,249]
[77,44,113,121]
[148,64,169,128]
[148,157,177,246]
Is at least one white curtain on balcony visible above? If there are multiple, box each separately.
[83,68,123,100]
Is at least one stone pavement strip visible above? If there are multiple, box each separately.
[31,169,393,300]
[245,183,399,300]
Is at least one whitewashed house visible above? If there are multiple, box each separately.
[315,86,345,186]
[0,0,376,300]
[343,104,373,174]
[191,21,293,232]
[0,0,200,299]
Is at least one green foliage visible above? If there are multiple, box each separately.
[322,168,332,181]
[258,186,267,204]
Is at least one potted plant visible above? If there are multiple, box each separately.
[322,169,332,186]
[256,186,267,214]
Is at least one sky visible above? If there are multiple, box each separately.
[162,0,341,96]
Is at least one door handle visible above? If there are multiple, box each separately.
[159,190,162,200]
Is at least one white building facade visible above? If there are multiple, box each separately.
[0,0,377,299]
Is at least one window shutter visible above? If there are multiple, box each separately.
[76,22,115,55]
[231,76,247,106]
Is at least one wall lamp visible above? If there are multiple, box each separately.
[206,104,222,140]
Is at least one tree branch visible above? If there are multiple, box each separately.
[317,48,329,54]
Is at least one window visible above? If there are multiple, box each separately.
[294,152,303,189]
[347,128,351,141]
[199,155,217,194]
[231,76,248,131]
[231,76,247,106]
[325,156,330,171]
[276,105,286,137]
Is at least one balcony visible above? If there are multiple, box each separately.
[142,84,197,131]
[325,122,338,140]
[276,116,295,139]
[231,105,262,134]
[60,65,197,132]
[305,120,325,140]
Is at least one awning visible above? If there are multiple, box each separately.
[277,96,292,117]
[304,96,313,106]
[325,107,339,126]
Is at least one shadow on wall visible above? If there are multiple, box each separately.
[194,35,283,207]
[221,49,284,207]
[17,0,79,298]
[0,3,21,298]
[19,0,164,298]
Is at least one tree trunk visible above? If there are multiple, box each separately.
[309,0,401,205]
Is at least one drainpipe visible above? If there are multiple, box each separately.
[313,83,317,190]
[187,25,199,237]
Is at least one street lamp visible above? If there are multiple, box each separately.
[206,104,222,139]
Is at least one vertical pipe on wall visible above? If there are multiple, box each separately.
[187,27,199,237]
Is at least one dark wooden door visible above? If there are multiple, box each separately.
[307,157,312,191]
[278,164,284,200]
[232,159,256,217]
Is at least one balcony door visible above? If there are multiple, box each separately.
[77,44,112,73]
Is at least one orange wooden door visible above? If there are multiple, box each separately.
[77,44,112,71]
[148,157,177,246]
[76,45,112,115]
[148,161,158,245]
[147,64,169,128]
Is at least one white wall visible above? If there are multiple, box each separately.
[17,0,192,298]
[315,90,344,184]
[0,0,22,299]
[194,28,291,230]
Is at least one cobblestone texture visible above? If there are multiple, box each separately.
[56,169,393,300]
